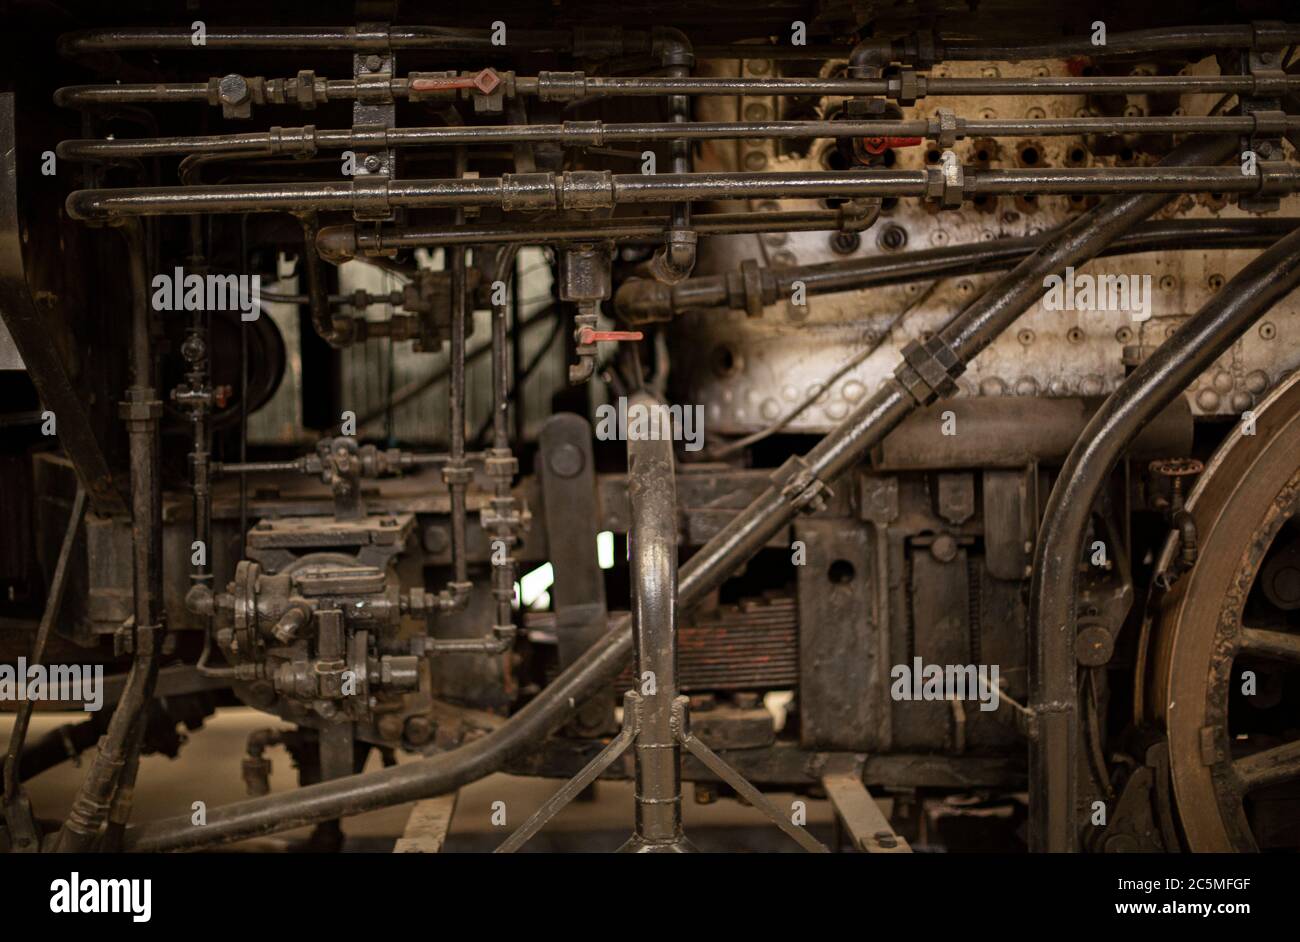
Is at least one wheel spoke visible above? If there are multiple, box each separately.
[1238,627,1300,665]
[1234,738,1300,791]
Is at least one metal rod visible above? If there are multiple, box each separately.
[59,23,1298,61]
[317,206,879,257]
[941,24,1300,61]
[616,218,1300,321]
[496,692,641,853]
[53,72,1300,110]
[57,114,1300,162]
[65,166,1296,221]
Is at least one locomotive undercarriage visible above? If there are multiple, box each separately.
[2,1,1300,856]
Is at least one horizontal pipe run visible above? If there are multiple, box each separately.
[566,74,1300,98]
[54,72,1300,110]
[942,24,1300,61]
[66,166,1296,220]
[615,218,1300,320]
[57,114,1300,161]
[58,25,581,54]
[59,23,1299,62]
[316,207,878,258]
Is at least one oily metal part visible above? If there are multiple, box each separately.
[11,9,1300,857]
[1030,224,1300,852]
[1148,371,1300,851]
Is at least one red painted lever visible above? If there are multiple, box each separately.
[860,136,923,155]
[578,328,644,345]
[409,68,502,95]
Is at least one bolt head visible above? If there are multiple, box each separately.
[218,73,250,105]
[548,442,585,479]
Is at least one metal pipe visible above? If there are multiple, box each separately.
[1028,223,1300,854]
[941,23,1300,61]
[652,27,697,283]
[59,23,1295,62]
[488,247,521,644]
[59,115,1297,163]
[448,256,468,585]
[55,219,163,852]
[316,205,879,257]
[124,613,635,850]
[621,396,690,851]
[53,72,1300,110]
[557,73,1300,98]
[59,25,580,54]
[124,134,1237,854]
[65,166,1296,220]
[616,218,1300,321]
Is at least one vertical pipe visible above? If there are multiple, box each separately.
[448,243,469,588]
[652,29,697,283]
[56,219,163,851]
[439,144,472,606]
[489,247,520,637]
[621,397,691,851]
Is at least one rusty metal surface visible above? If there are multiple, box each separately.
[9,6,1300,857]
[1149,370,1300,851]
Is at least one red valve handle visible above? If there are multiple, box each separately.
[577,328,644,345]
[859,135,924,155]
[409,68,502,95]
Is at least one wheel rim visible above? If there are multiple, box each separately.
[1150,372,1300,851]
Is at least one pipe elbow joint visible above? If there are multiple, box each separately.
[652,27,694,67]
[614,277,675,324]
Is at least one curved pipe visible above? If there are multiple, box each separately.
[624,396,688,850]
[1029,223,1300,853]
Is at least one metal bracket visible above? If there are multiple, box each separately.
[673,697,828,853]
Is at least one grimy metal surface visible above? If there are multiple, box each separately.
[8,7,1300,858]
[1030,224,1300,852]
[121,134,1232,854]
[621,399,690,851]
